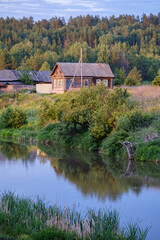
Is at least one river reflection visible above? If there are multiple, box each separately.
[0,141,160,201]
[0,141,160,240]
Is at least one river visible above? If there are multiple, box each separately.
[0,141,160,239]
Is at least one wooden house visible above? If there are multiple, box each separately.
[50,62,114,94]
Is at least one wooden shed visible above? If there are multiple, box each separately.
[50,62,114,94]
[35,71,52,93]
[0,70,52,93]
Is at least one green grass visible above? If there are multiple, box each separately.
[0,192,149,240]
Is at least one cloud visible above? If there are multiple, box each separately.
[45,0,73,4]
[1,0,33,2]
[22,3,40,7]
[45,0,97,8]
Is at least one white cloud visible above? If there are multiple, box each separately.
[22,3,40,7]
[45,0,73,4]
[0,0,33,2]
[45,0,97,8]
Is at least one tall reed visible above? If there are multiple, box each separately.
[0,192,149,240]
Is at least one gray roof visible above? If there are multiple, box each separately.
[51,62,114,78]
[0,70,17,81]
[0,70,52,83]
[34,71,52,83]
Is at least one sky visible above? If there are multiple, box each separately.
[0,0,159,22]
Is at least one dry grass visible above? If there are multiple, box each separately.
[128,85,160,113]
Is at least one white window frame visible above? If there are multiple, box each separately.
[96,79,101,85]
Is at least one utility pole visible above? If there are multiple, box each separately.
[81,48,83,88]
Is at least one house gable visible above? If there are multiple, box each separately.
[50,64,65,78]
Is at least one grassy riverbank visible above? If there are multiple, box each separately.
[0,192,149,240]
[0,85,160,161]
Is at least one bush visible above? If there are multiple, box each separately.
[136,142,160,161]
[0,107,27,129]
[102,130,129,156]
[37,99,56,127]
[124,76,137,86]
[116,111,154,132]
[38,123,68,145]
[152,75,160,86]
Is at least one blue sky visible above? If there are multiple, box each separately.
[0,0,159,22]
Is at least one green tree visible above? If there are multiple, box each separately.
[19,68,34,85]
[152,69,160,86]
[39,61,50,71]
[124,76,137,86]
[147,66,156,82]
[125,66,142,85]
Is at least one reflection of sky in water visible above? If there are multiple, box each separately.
[0,152,160,240]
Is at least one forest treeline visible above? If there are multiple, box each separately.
[0,13,160,82]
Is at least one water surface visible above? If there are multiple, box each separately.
[0,141,160,239]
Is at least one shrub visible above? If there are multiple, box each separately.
[116,111,154,132]
[102,130,129,156]
[37,99,56,127]
[152,75,160,86]
[0,107,27,129]
[136,142,160,161]
[38,123,68,145]
[124,76,137,86]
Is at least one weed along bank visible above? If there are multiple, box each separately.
[50,62,114,94]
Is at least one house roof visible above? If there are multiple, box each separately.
[51,62,114,78]
[35,71,52,83]
[0,70,17,81]
[0,70,52,83]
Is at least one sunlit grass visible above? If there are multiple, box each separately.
[129,85,160,113]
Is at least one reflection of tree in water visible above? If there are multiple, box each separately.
[0,141,36,164]
[38,144,160,201]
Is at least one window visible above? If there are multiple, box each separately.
[103,79,108,87]
[60,79,63,87]
[96,79,101,85]
[54,79,64,88]
[84,79,89,87]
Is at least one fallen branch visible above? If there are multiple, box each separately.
[120,141,136,160]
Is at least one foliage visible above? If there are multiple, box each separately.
[39,61,50,71]
[152,70,160,86]
[38,123,68,145]
[0,14,160,81]
[113,68,126,86]
[19,68,34,85]
[116,111,154,132]
[37,99,56,127]
[124,67,142,86]
[0,107,27,129]
[136,141,160,161]
[102,130,129,156]
[124,76,137,86]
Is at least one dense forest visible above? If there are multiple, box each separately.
[0,13,160,82]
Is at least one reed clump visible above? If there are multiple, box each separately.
[0,192,149,240]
